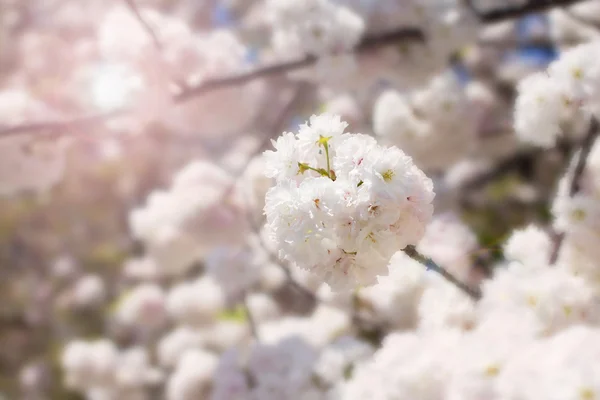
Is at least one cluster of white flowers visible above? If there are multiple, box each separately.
[263,114,435,291]
[210,334,373,400]
[339,247,600,399]
[373,71,477,170]
[205,246,261,298]
[129,160,248,276]
[115,283,167,330]
[68,274,106,309]
[166,276,226,328]
[514,41,600,147]
[62,340,161,399]
[166,348,218,400]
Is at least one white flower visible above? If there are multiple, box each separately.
[359,251,429,329]
[157,328,205,368]
[167,277,226,327]
[313,336,374,386]
[70,274,106,309]
[498,326,600,400]
[115,283,167,330]
[205,247,261,298]
[61,339,119,391]
[210,350,250,400]
[514,72,565,148]
[259,305,350,348]
[114,347,162,391]
[340,331,460,400]
[418,275,477,332]
[264,132,303,182]
[503,225,552,266]
[247,337,319,398]
[129,161,248,276]
[166,349,218,400]
[268,0,365,57]
[418,212,478,281]
[374,71,475,170]
[479,262,600,335]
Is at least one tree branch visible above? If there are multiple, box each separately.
[243,292,260,340]
[0,109,126,137]
[549,117,599,263]
[174,27,424,102]
[403,245,482,300]
[480,0,585,23]
[0,0,588,138]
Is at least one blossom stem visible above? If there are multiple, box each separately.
[403,245,482,300]
[298,162,330,177]
[323,141,333,180]
[243,292,260,340]
[549,116,600,263]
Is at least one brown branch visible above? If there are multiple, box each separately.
[480,0,586,23]
[549,117,599,263]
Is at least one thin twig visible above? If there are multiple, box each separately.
[549,117,599,263]
[123,0,163,51]
[242,293,260,340]
[123,0,190,90]
[403,245,482,300]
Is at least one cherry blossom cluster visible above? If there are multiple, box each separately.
[267,0,365,58]
[129,160,248,276]
[263,114,435,291]
[339,237,600,400]
[61,339,162,399]
[373,71,477,171]
[514,40,600,147]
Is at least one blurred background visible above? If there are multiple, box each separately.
[1,0,598,398]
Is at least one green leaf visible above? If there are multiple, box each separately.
[218,305,247,323]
